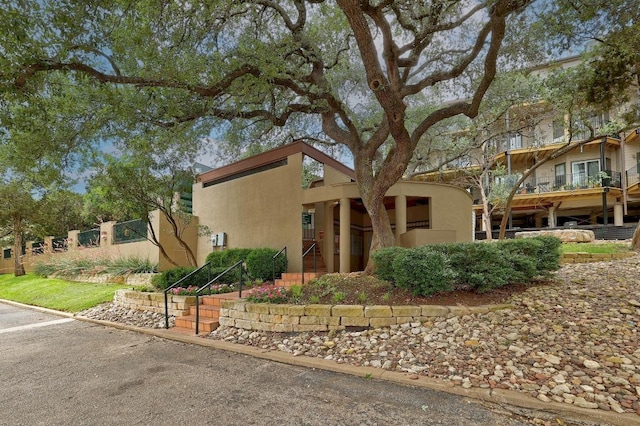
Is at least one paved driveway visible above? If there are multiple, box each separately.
[0,302,538,425]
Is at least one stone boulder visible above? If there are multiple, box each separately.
[515,229,595,243]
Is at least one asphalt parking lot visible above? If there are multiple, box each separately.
[0,302,541,425]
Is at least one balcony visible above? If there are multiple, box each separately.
[515,170,622,194]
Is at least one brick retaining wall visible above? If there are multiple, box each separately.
[218,300,514,333]
[114,289,196,317]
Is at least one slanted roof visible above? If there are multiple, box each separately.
[198,140,355,186]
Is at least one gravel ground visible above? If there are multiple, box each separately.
[79,255,640,417]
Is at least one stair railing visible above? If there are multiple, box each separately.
[301,242,317,285]
[272,246,287,283]
[164,261,211,329]
[195,260,244,335]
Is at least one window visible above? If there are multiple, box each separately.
[571,111,610,141]
[508,133,522,150]
[553,117,565,141]
[554,163,566,188]
[571,160,600,186]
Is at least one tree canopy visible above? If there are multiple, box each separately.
[2,0,542,269]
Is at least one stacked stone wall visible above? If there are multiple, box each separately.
[218,301,513,333]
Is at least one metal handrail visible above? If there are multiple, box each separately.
[272,246,287,283]
[163,261,211,329]
[301,242,317,285]
[195,260,244,335]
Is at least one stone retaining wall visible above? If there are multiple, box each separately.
[114,289,196,317]
[561,252,635,263]
[218,300,513,333]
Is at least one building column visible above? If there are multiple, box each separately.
[534,214,543,228]
[548,206,557,228]
[339,198,351,273]
[394,195,407,243]
[323,201,335,273]
[614,203,624,226]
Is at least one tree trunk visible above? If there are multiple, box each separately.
[364,197,396,274]
[632,220,640,251]
[146,217,180,268]
[355,154,403,274]
[13,215,25,277]
[478,178,493,241]
[163,211,198,267]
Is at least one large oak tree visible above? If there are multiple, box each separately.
[2,0,536,270]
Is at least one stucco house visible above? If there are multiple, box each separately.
[192,141,472,273]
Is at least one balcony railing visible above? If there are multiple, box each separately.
[626,164,639,186]
[515,170,622,194]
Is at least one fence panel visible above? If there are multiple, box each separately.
[113,219,148,244]
[78,229,100,247]
[52,236,68,252]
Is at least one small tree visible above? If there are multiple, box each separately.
[84,153,198,267]
[0,180,38,276]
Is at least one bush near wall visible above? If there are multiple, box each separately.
[245,248,287,281]
[151,266,209,290]
[155,247,288,290]
[373,236,561,295]
[371,246,406,282]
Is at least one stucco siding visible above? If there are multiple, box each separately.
[193,153,304,270]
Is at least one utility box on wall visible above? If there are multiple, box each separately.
[211,232,226,247]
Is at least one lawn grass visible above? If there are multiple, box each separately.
[0,273,130,312]
[561,242,631,254]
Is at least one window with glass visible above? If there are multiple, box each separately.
[553,117,565,141]
[571,160,600,186]
[554,163,566,188]
[508,133,522,149]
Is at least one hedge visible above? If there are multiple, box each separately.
[373,236,561,295]
[151,266,211,290]
[245,248,287,281]
[392,247,455,296]
[371,246,406,282]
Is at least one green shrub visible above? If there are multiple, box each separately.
[433,238,558,293]
[371,246,407,282]
[205,248,253,280]
[210,248,253,267]
[34,255,157,278]
[392,247,455,296]
[151,266,210,290]
[531,236,562,274]
[245,248,287,281]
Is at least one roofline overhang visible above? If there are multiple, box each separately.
[198,140,355,185]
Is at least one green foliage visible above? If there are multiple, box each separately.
[0,273,130,313]
[562,241,629,254]
[392,248,455,296]
[206,248,253,268]
[371,237,560,295]
[245,248,287,281]
[0,0,542,271]
[532,236,562,274]
[371,246,407,282]
[332,291,345,304]
[205,248,253,281]
[34,255,157,278]
[245,285,288,303]
[151,266,209,290]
